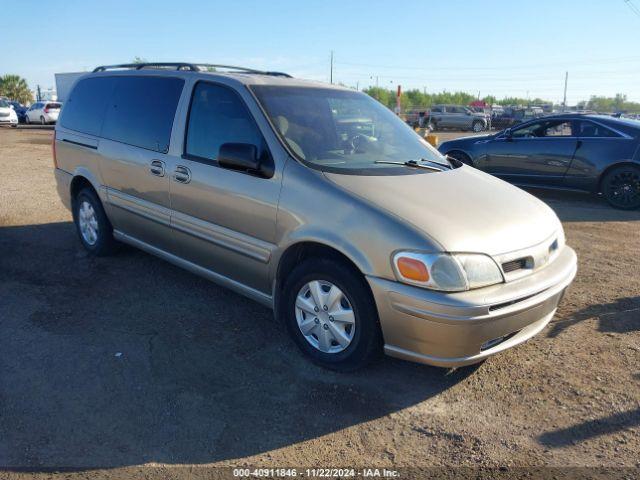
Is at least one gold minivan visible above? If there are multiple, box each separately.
[54,63,577,370]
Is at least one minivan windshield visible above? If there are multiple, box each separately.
[252,86,447,174]
[0,99,9,108]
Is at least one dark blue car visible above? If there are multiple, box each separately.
[438,114,640,209]
[9,101,28,124]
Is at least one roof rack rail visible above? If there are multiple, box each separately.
[92,62,292,77]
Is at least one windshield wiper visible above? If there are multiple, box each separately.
[419,157,452,169]
[374,160,443,171]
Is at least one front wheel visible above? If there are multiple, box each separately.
[472,120,484,132]
[280,258,382,371]
[601,165,640,210]
[25,116,30,125]
[40,116,46,125]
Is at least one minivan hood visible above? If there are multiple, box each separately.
[324,166,560,256]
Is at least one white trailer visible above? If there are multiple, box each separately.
[54,72,87,103]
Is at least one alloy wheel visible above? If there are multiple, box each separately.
[294,280,356,354]
[78,200,99,245]
[606,170,640,208]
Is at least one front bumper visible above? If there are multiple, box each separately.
[367,246,577,367]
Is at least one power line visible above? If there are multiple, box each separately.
[334,55,640,72]
[624,0,640,17]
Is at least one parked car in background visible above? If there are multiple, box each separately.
[491,106,544,130]
[439,114,640,209]
[0,98,19,127]
[25,101,62,124]
[428,105,489,132]
[53,62,576,370]
[8,101,28,123]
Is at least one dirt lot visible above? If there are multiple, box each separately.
[0,127,639,478]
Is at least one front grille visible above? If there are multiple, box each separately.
[502,257,528,273]
[0,112,9,117]
[488,290,546,311]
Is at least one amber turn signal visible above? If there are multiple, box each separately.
[396,256,430,282]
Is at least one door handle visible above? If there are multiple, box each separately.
[149,160,165,177]
[173,165,191,184]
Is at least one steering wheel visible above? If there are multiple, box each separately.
[350,134,370,153]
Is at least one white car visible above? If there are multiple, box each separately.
[25,101,62,125]
[0,98,18,127]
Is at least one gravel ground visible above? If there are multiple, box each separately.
[0,127,638,479]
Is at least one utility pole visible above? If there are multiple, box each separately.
[356,81,359,91]
[562,71,568,111]
[370,76,379,99]
[36,85,42,102]
[330,51,333,84]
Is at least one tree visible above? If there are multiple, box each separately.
[132,56,148,64]
[585,94,640,113]
[0,74,33,104]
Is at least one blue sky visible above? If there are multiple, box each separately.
[4,0,639,104]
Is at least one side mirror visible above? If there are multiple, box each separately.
[9,105,15,110]
[218,142,273,177]
[503,128,513,140]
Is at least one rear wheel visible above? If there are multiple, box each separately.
[73,187,118,255]
[25,116,30,125]
[601,165,640,210]
[280,258,382,371]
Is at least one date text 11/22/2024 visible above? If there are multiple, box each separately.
[232,468,400,478]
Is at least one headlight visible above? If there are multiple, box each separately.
[392,251,503,292]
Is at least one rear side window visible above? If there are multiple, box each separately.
[185,82,265,163]
[60,77,115,136]
[101,76,184,153]
[577,120,620,138]
[46,103,61,109]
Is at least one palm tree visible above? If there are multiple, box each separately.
[0,75,33,105]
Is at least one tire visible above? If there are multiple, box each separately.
[601,165,640,210]
[72,187,118,255]
[25,116,30,125]
[472,120,484,132]
[40,116,46,125]
[428,119,437,131]
[446,151,473,166]
[280,258,382,371]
